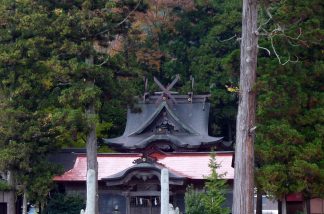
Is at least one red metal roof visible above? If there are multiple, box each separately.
[53,152,234,181]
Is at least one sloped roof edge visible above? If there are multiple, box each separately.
[128,101,198,136]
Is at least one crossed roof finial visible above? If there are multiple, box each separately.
[154,74,179,105]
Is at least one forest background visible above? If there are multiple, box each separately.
[0,0,323,209]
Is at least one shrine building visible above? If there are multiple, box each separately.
[53,76,234,214]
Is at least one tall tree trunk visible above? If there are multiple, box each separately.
[85,56,98,214]
[7,171,16,214]
[256,188,262,214]
[232,0,258,213]
[281,197,287,214]
[22,190,27,214]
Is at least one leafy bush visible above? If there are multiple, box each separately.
[43,193,84,214]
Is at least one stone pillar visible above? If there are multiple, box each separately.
[85,169,96,214]
[161,168,169,214]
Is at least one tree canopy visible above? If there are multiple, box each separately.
[0,0,323,208]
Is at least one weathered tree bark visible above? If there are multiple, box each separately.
[7,171,16,214]
[281,197,287,214]
[232,0,258,213]
[22,190,27,214]
[85,56,98,214]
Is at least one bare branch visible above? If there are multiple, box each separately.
[96,0,142,36]
[116,0,142,27]
[270,36,299,65]
[270,36,285,65]
[96,57,110,67]
[218,35,237,42]
[257,7,273,31]
[256,7,304,65]
[257,45,271,55]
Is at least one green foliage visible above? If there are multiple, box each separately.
[0,0,322,207]
[185,186,206,214]
[0,180,11,191]
[0,0,141,206]
[185,153,229,214]
[43,193,85,214]
[203,153,230,214]
[134,0,242,141]
[255,0,324,199]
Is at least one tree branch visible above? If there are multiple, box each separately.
[116,0,142,27]
[218,35,237,43]
[96,0,142,36]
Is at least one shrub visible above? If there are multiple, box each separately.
[43,193,84,214]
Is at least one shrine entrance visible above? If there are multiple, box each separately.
[129,196,161,214]
[102,156,186,214]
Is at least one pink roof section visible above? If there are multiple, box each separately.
[53,152,234,181]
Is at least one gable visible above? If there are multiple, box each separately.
[128,101,197,136]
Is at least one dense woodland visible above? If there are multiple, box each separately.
[0,0,323,210]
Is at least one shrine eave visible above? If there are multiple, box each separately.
[102,162,186,186]
[103,135,223,150]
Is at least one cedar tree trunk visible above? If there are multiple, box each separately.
[85,56,98,214]
[7,171,16,214]
[282,197,287,214]
[232,0,258,213]
[22,190,27,214]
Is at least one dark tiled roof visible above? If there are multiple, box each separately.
[103,98,222,150]
[48,149,85,171]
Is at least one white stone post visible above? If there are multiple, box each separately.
[85,169,96,214]
[161,168,169,214]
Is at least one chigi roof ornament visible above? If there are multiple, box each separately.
[153,74,179,105]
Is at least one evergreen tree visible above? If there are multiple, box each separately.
[185,186,206,214]
[255,0,324,211]
[203,152,230,214]
[0,0,142,209]
[185,152,229,214]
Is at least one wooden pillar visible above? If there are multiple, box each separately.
[232,0,258,213]
[161,168,169,214]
